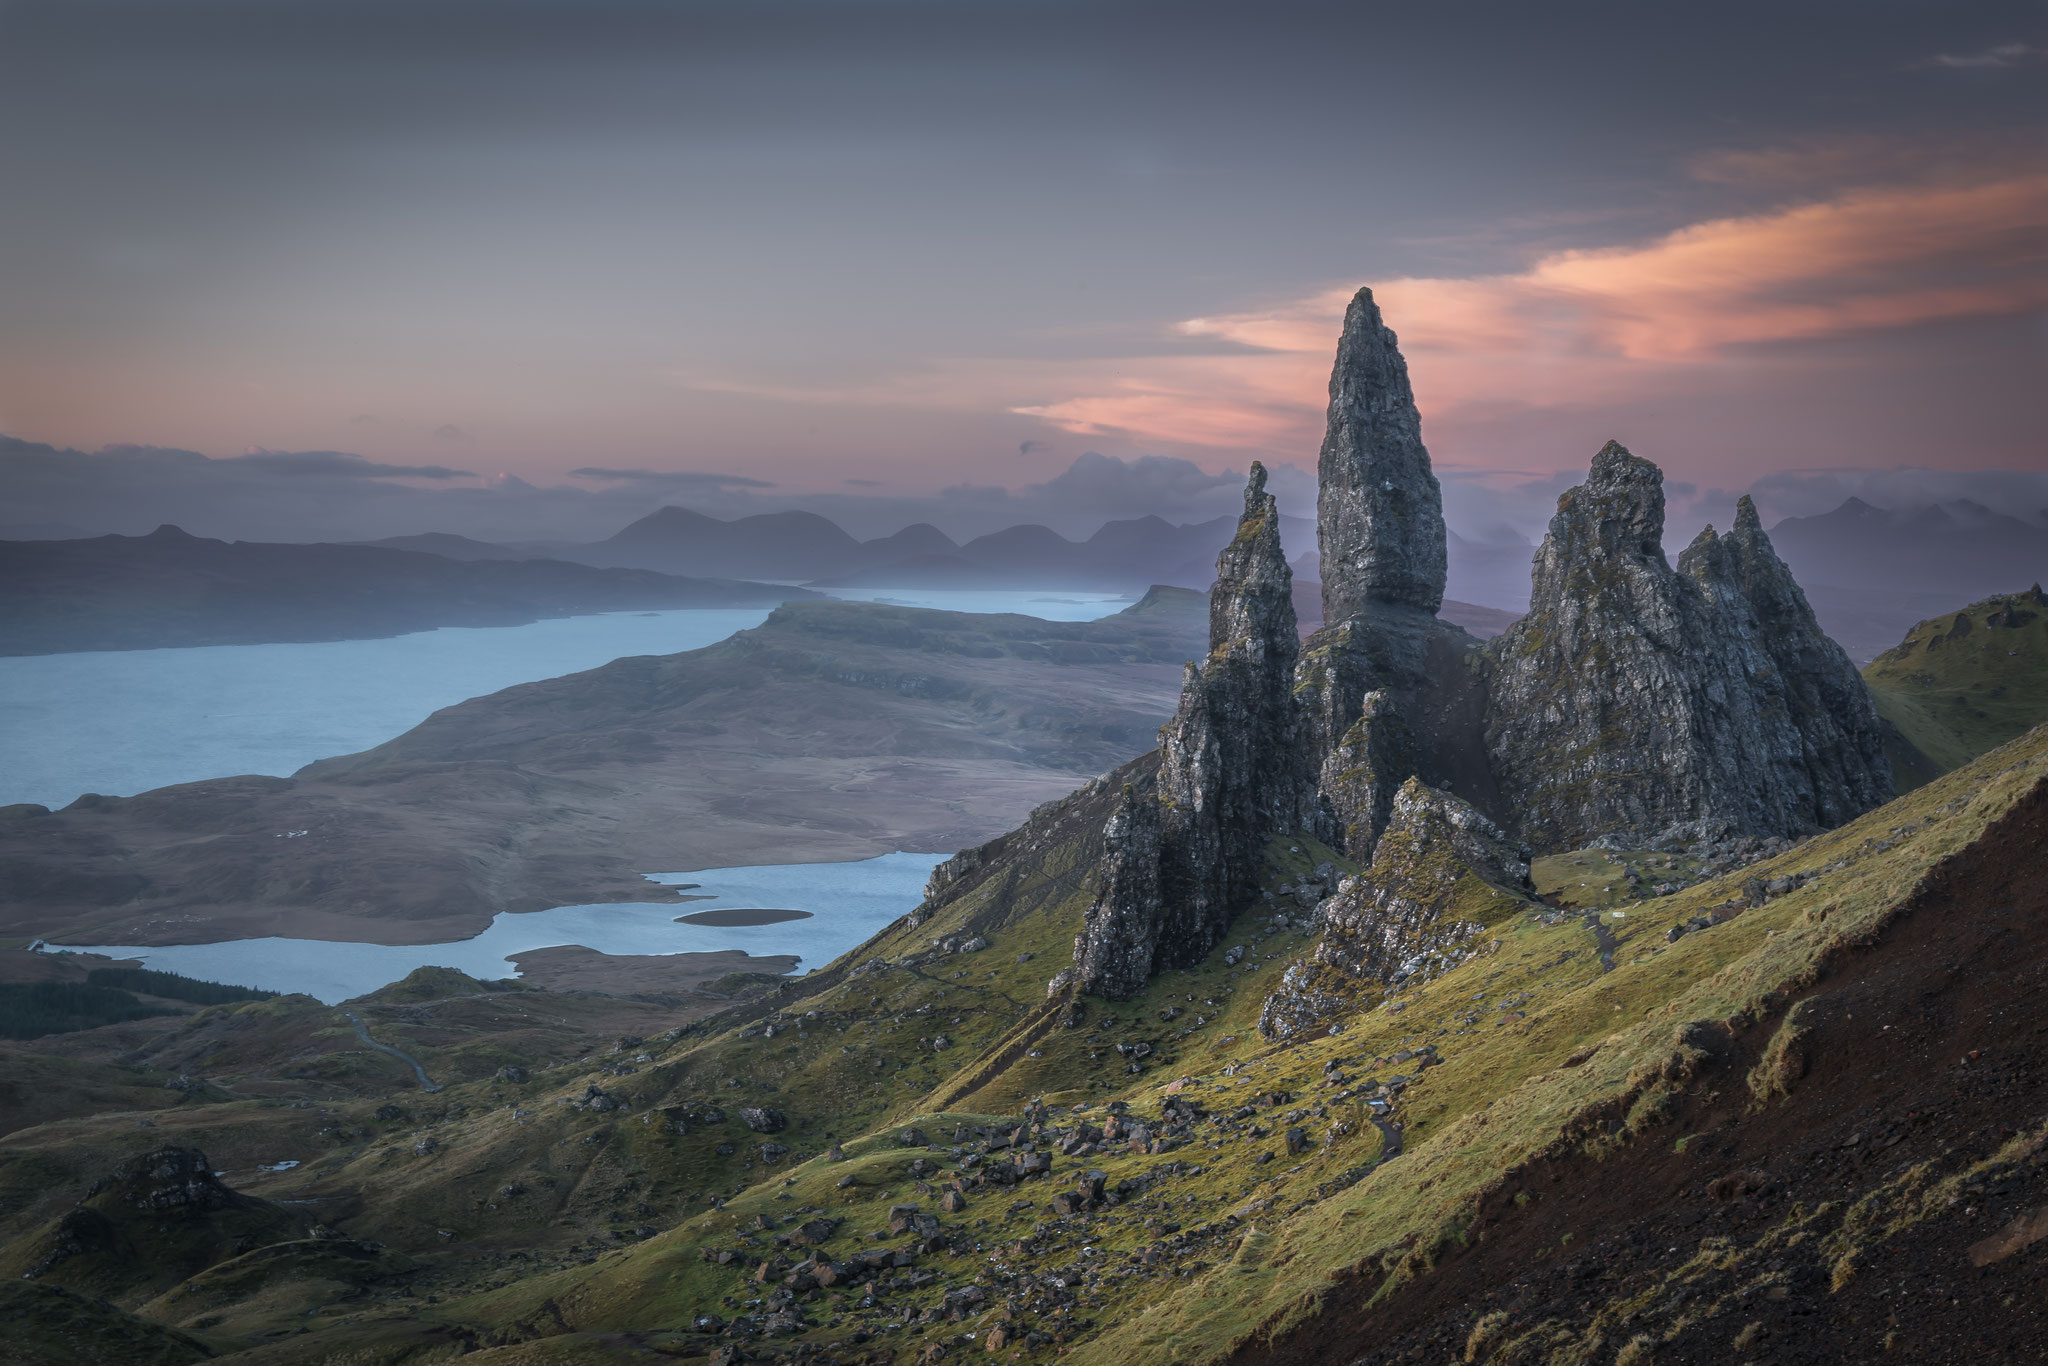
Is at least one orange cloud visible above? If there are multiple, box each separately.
[1018,168,2048,454]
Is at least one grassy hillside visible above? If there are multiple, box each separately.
[1,723,2043,1361]
[1864,585,2048,786]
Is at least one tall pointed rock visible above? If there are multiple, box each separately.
[1295,287,1456,855]
[1317,287,1447,623]
[1070,464,1312,999]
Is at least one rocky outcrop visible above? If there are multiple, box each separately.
[1296,287,1453,855]
[10,1147,303,1296]
[1072,314,1890,1006]
[1258,778,1532,1040]
[1153,465,1314,928]
[1317,287,1447,622]
[1070,781,1166,1000]
[1071,466,1312,998]
[1485,442,1892,851]
[1314,690,1413,859]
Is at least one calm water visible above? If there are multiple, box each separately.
[50,851,946,1004]
[821,588,1134,621]
[0,592,1131,810]
[0,609,772,811]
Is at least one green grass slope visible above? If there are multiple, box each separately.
[3,725,2044,1362]
[221,729,2031,1366]
[1864,585,2048,787]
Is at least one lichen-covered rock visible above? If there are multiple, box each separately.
[1071,780,1165,1000]
[1314,690,1412,861]
[738,1106,787,1134]
[1293,288,1454,855]
[1484,442,1891,851]
[1071,465,1311,998]
[1317,286,1447,622]
[1259,779,1531,1040]
[1708,496,1891,827]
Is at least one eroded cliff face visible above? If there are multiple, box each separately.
[1485,443,1892,852]
[1710,496,1891,828]
[1258,777,1532,1041]
[1066,308,1892,1008]
[1070,465,1313,998]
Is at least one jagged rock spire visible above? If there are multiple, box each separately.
[1070,464,1312,999]
[1317,287,1448,623]
[1205,462,1297,673]
[1485,441,1891,851]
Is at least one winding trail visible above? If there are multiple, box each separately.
[1369,1115,1404,1162]
[341,1009,442,1093]
[1582,913,1618,972]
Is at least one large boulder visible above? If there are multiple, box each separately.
[1259,779,1533,1040]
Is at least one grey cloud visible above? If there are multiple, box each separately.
[222,449,475,479]
[1031,451,1242,515]
[1930,42,2042,69]
[431,423,468,441]
[570,466,777,489]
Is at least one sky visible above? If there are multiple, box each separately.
[1,0,2043,543]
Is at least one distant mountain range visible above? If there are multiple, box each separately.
[372,503,1543,604]
[10,496,2040,661]
[1764,498,2048,662]
[529,506,1301,590]
[0,526,815,655]
[305,498,2048,662]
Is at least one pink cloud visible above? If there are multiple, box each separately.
[1018,167,2048,458]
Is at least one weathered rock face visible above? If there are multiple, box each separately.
[1071,780,1165,1000]
[1710,496,1891,829]
[1317,287,1447,622]
[1068,311,1888,1008]
[1071,465,1311,998]
[1314,690,1412,859]
[1294,288,1456,856]
[1154,465,1313,929]
[1258,778,1532,1040]
[1485,442,1892,851]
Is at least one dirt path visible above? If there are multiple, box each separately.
[1582,911,1617,971]
[341,1009,442,1093]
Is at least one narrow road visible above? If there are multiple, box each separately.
[341,1009,443,1093]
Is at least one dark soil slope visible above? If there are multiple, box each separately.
[1234,773,2048,1365]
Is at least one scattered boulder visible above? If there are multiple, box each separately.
[739,1106,787,1134]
